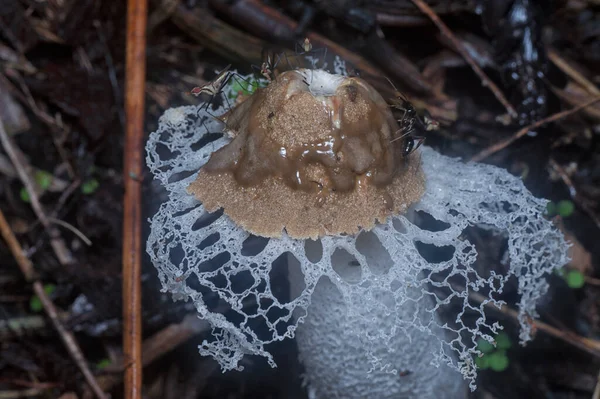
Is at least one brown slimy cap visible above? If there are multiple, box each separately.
[188,70,425,239]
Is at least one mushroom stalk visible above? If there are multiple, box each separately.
[288,250,467,398]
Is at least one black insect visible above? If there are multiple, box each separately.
[191,64,260,115]
[385,77,432,156]
[252,48,283,83]
[285,37,329,70]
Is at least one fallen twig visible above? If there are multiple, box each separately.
[1,70,75,179]
[468,288,600,358]
[47,217,92,246]
[0,119,74,266]
[548,48,600,97]
[593,368,600,399]
[549,158,600,232]
[409,0,518,119]
[0,388,48,399]
[470,95,600,162]
[0,184,107,399]
[87,315,210,395]
[124,0,147,398]
[0,315,48,338]
[172,2,455,121]
[431,274,600,358]
[208,0,440,98]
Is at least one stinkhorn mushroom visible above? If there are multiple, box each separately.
[146,61,569,397]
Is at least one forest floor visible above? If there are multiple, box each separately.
[0,1,599,398]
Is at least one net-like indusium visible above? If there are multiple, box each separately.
[146,70,569,393]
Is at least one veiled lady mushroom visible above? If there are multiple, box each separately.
[146,64,569,398]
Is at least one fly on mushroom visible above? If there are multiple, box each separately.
[285,37,328,70]
[191,64,262,113]
[190,64,233,111]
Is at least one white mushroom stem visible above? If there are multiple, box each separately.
[288,248,467,399]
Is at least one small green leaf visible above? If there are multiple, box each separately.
[228,80,256,99]
[476,338,495,354]
[475,355,490,370]
[29,296,42,312]
[20,187,30,203]
[96,358,112,369]
[488,351,509,372]
[545,201,556,216]
[29,284,56,313]
[34,170,53,190]
[43,284,56,295]
[557,200,574,217]
[566,270,585,289]
[495,332,512,350]
[81,179,100,195]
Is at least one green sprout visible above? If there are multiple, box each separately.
[227,78,264,100]
[29,283,56,312]
[20,187,30,203]
[20,170,55,203]
[565,270,585,289]
[96,358,112,370]
[487,351,509,372]
[81,178,100,195]
[475,331,511,372]
[35,170,53,190]
[556,267,586,289]
[546,200,574,218]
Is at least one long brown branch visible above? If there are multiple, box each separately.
[409,0,518,119]
[0,187,107,399]
[124,0,147,398]
[468,288,600,358]
[205,0,440,97]
[470,95,600,162]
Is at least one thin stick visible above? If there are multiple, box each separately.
[468,289,600,358]
[593,368,600,399]
[124,0,147,398]
[84,314,212,395]
[47,217,92,246]
[0,206,107,399]
[0,388,47,399]
[471,95,600,162]
[549,158,600,231]
[0,122,73,266]
[548,48,600,96]
[409,0,518,119]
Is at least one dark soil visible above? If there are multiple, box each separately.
[0,1,599,398]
